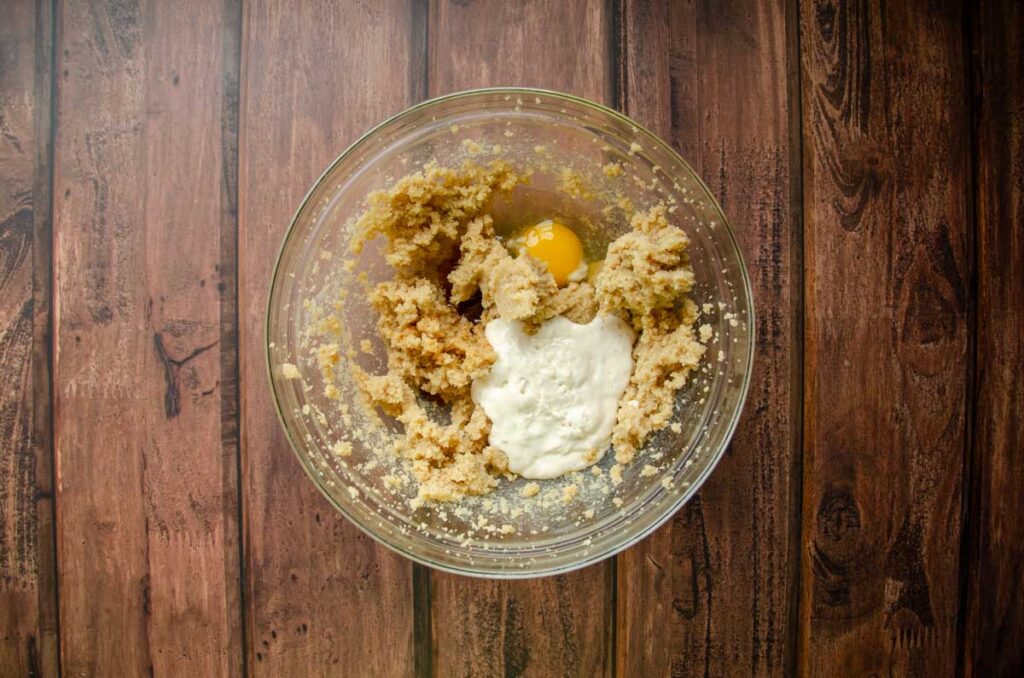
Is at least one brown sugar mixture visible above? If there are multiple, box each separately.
[323,159,705,503]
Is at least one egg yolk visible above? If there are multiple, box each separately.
[512,220,585,286]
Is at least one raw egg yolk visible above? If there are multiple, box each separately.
[513,220,585,286]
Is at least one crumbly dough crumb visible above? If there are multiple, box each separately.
[597,205,696,319]
[369,278,494,400]
[559,168,591,198]
[352,160,522,278]
[521,482,541,498]
[281,363,301,380]
[357,371,506,502]
[610,306,703,463]
[603,162,624,178]
[596,205,705,464]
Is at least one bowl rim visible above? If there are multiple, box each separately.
[264,86,756,578]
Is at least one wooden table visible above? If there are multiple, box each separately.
[2,0,1021,675]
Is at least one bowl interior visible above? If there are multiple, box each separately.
[266,89,753,577]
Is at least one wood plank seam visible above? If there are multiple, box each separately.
[607,2,624,675]
[37,0,62,675]
[409,7,432,676]
[955,0,981,671]
[959,0,1023,672]
[0,0,60,674]
[784,0,807,675]
[237,0,254,671]
[412,562,432,678]
[221,0,247,676]
[786,0,810,674]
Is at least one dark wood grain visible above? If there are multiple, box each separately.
[615,1,801,675]
[962,0,1024,674]
[427,2,615,676]
[52,0,243,674]
[0,0,58,675]
[798,0,971,674]
[238,1,420,675]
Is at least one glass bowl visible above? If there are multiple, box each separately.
[266,88,753,578]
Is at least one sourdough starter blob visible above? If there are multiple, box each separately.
[471,315,635,479]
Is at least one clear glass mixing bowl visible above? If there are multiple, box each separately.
[266,88,754,577]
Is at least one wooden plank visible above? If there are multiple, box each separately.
[0,0,59,675]
[52,0,243,674]
[798,1,970,674]
[428,0,612,96]
[962,0,1024,673]
[615,1,801,675]
[427,2,614,676]
[238,1,420,674]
